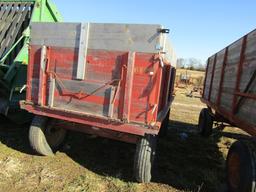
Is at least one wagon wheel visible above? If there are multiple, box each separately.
[159,109,170,138]
[198,108,213,137]
[227,140,256,192]
[134,134,157,183]
[29,115,67,156]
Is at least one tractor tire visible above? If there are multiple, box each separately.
[159,109,170,138]
[29,115,67,156]
[227,140,256,192]
[198,108,213,137]
[134,134,157,183]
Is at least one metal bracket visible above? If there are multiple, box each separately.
[234,70,256,113]
[38,45,47,106]
[76,23,90,80]
[48,76,55,108]
[159,28,170,34]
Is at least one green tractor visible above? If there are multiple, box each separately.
[0,0,62,123]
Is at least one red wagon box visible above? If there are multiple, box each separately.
[21,22,176,182]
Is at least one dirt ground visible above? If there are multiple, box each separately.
[0,87,249,192]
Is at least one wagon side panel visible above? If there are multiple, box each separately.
[236,31,256,126]
[219,39,243,110]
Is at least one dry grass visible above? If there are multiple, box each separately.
[175,69,205,78]
[0,87,249,192]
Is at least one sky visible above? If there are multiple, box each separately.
[53,0,256,63]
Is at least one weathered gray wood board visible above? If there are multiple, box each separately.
[31,22,177,67]
[203,29,256,126]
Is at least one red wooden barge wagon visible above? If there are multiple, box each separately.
[199,29,256,191]
[20,22,177,183]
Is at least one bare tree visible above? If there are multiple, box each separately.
[177,57,206,71]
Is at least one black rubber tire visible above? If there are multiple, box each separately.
[159,110,170,138]
[198,108,213,137]
[29,115,67,156]
[134,134,157,183]
[227,140,256,192]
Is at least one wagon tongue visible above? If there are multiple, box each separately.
[0,2,34,62]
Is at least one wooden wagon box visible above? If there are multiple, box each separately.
[202,29,256,135]
[21,22,177,142]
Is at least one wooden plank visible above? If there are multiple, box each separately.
[123,52,135,122]
[76,23,90,80]
[108,86,116,118]
[53,99,107,117]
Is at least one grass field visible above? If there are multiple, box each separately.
[0,86,249,192]
[175,69,205,78]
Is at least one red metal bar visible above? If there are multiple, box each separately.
[163,65,171,109]
[208,54,217,101]
[232,35,247,114]
[235,92,256,100]
[202,58,210,98]
[118,57,127,120]
[154,60,164,122]
[217,47,229,106]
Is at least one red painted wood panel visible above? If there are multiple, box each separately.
[27,45,173,127]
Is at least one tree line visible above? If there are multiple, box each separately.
[177,58,206,71]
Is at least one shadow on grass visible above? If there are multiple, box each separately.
[61,120,233,191]
[154,120,226,192]
[0,117,249,192]
[62,132,135,181]
[0,117,34,155]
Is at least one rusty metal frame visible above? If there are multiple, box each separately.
[201,98,256,136]
[20,101,159,138]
